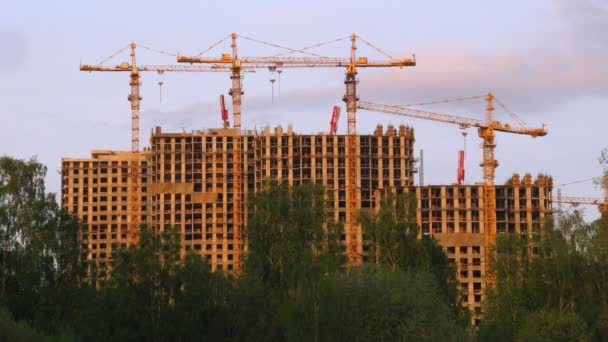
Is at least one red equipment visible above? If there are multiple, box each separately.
[220,94,229,128]
[329,105,341,135]
[457,150,465,185]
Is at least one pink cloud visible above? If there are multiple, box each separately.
[360,47,608,114]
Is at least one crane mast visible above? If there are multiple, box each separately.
[357,93,546,289]
[229,33,245,272]
[128,42,142,244]
[229,33,244,129]
[480,94,497,288]
[344,34,360,264]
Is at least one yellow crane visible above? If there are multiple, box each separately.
[80,42,253,245]
[177,32,416,265]
[556,195,604,207]
[357,93,547,288]
[554,176,608,214]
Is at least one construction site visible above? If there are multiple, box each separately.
[60,33,607,319]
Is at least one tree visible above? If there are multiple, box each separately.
[0,156,89,333]
[0,156,49,299]
[479,233,536,342]
[515,310,589,342]
[170,252,233,341]
[281,266,469,342]
[479,211,606,341]
[359,191,460,309]
[77,226,184,341]
[244,182,343,290]
[358,191,418,268]
[483,233,535,324]
[0,306,75,342]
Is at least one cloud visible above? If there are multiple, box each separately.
[360,46,608,115]
[555,0,608,50]
[136,0,608,127]
[356,0,608,115]
[143,86,338,130]
[0,31,29,72]
[147,43,608,128]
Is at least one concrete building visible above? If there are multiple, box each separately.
[62,124,417,271]
[61,150,150,272]
[61,125,553,324]
[375,173,553,323]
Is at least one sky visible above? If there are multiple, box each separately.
[1,0,607,219]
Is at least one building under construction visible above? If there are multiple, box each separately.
[405,173,552,322]
[62,124,552,318]
[62,124,417,270]
[63,33,558,319]
[61,150,150,266]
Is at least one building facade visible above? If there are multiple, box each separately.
[62,124,417,271]
[62,127,552,321]
[61,150,150,271]
[409,173,553,322]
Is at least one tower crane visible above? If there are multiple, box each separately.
[357,93,547,288]
[177,32,416,265]
[554,176,608,214]
[80,42,253,245]
[556,195,604,208]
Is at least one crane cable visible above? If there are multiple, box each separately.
[356,35,396,61]
[97,44,131,65]
[258,35,352,59]
[137,44,177,57]
[493,97,529,129]
[556,177,601,187]
[399,95,486,107]
[398,95,532,130]
[96,43,178,65]
[237,34,328,58]
[194,33,233,57]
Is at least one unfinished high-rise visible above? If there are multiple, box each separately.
[374,173,553,323]
[419,174,553,322]
[62,124,552,322]
[61,150,150,272]
[62,124,417,271]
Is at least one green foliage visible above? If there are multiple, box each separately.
[170,252,233,339]
[0,156,469,341]
[281,266,469,342]
[245,181,344,290]
[358,191,419,268]
[359,191,461,310]
[480,210,608,341]
[0,156,89,334]
[1,156,54,301]
[515,310,590,342]
[0,306,75,342]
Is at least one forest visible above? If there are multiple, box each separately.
[1,155,607,341]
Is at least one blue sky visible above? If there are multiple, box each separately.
[1,0,607,218]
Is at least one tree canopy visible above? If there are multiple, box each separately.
[4,154,608,341]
